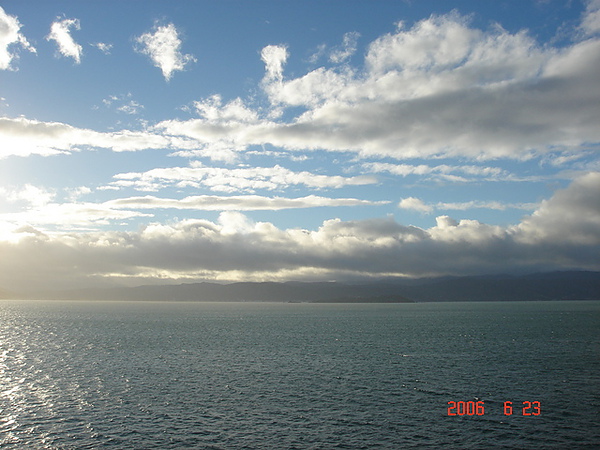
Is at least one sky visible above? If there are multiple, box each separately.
[0,0,599,292]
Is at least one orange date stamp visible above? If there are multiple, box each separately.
[447,401,541,416]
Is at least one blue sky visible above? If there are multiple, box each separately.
[0,0,599,291]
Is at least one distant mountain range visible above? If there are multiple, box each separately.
[4,271,599,302]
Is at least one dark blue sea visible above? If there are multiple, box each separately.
[1,300,598,449]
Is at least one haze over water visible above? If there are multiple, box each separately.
[1,300,598,449]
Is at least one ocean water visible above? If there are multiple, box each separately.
[0,300,598,449]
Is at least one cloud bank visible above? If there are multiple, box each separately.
[0,173,598,291]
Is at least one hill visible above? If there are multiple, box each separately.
[8,271,600,302]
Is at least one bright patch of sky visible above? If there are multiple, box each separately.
[0,0,599,291]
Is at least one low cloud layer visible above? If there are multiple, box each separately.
[0,173,598,291]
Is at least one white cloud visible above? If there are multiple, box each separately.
[363,162,507,182]
[261,44,288,81]
[0,202,152,229]
[436,200,536,211]
[398,197,537,213]
[135,23,196,81]
[1,184,55,207]
[106,194,387,211]
[265,66,354,107]
[194,95,258,123]
[0,117,82,157]
[167,141,247,163]
[0,115,240,161]
[398,197,433,213]
[365,13,479,76]
[46,17,83,63]
[111,163,377,193]
[117,101,143,115]
[0,116,180,158]
[0,6,36,70]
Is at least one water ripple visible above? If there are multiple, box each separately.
[0,300,598,448]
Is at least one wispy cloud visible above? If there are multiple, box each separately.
[308,43,327,64]
[92,42,112,55]
[0,6,36,70]
[135,22,196,81]
[106,194,388,211]
[111,163,377,193]
[46,17,83,63]
[398,197,537,213]
[329,31,360,63]
[103,93,144,115]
